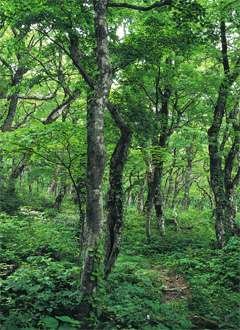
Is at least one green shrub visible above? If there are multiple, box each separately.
[0,209,79,265]
[0,256,82,329]
[0,187,22,215]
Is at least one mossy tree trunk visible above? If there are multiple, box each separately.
[78,0,112,321]
[207,21,240,248]
[104,101,132,278]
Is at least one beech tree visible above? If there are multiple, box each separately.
[1,1,239,327]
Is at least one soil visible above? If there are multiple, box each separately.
[159,268,191,302]
[153,266,221,330]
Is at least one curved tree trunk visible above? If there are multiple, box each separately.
[104,103,132,277]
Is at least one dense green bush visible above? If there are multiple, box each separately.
[0,186,22,215]
[1,208,239,329]
[0,256,82,329]
[0,210,82,329]
[1,209,79,264]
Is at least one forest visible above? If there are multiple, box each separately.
[0,0,239,329]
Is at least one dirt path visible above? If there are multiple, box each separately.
[158,268,191,302]
[150,266,221,330]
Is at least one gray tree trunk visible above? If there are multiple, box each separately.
[208,21,240,248]
[79,0,112,298]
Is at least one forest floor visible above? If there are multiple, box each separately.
[156,267,190,302]
[147,264,227,330]
[1,209,239,330]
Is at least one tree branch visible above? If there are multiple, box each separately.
[69,34,96,89]
[220,21,230,74]
[19,89,58,101]
[43,90,82,125]
[108,0,172,11]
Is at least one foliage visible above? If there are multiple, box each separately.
[0,211,82,329]
[1,207,240,329]
[0,209,79,265]
[0,186,22,215]
[0,0,239,328]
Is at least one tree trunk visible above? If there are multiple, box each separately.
[208,21,240,248]
[54,182,67,211]
[152,86,170,235]
[1,68,27,132]
[104,105,132,277]
[79,0,112,320]
[154,166,166,235]
[146,200,152,240]
[7,155,29,194]
[181,136,196,211]
[144,156,154,239]
[137,176,147,213]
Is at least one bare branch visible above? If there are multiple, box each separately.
[19,90,58,101]
[43,90,82,125]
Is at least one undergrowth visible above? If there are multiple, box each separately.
[0,208,239,329]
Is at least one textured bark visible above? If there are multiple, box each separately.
[153,87,170,235]
[104,103,132,277]
[79,0,112,299]
[163,148,177,206]
[1,66,28,132]
[1,28,29,132]
[68,17,133,279]
[208,22,240,248]
[154,165,165,235]
[10,156,29,181]
[3,155,30,200]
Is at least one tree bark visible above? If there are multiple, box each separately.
[104,102,132,277]
[1,66,28,132]
[144,156,154,239]
[6,155,30,194]
[68,16,133,279]
[137,176,147,213]
[154,165,166,235]
[207,21,240,248]
[153,87,171,235]
[79,0,112,301]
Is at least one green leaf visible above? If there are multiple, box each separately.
[58,326,77,330]
[42,317,59,329]
[55,315,80,325]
